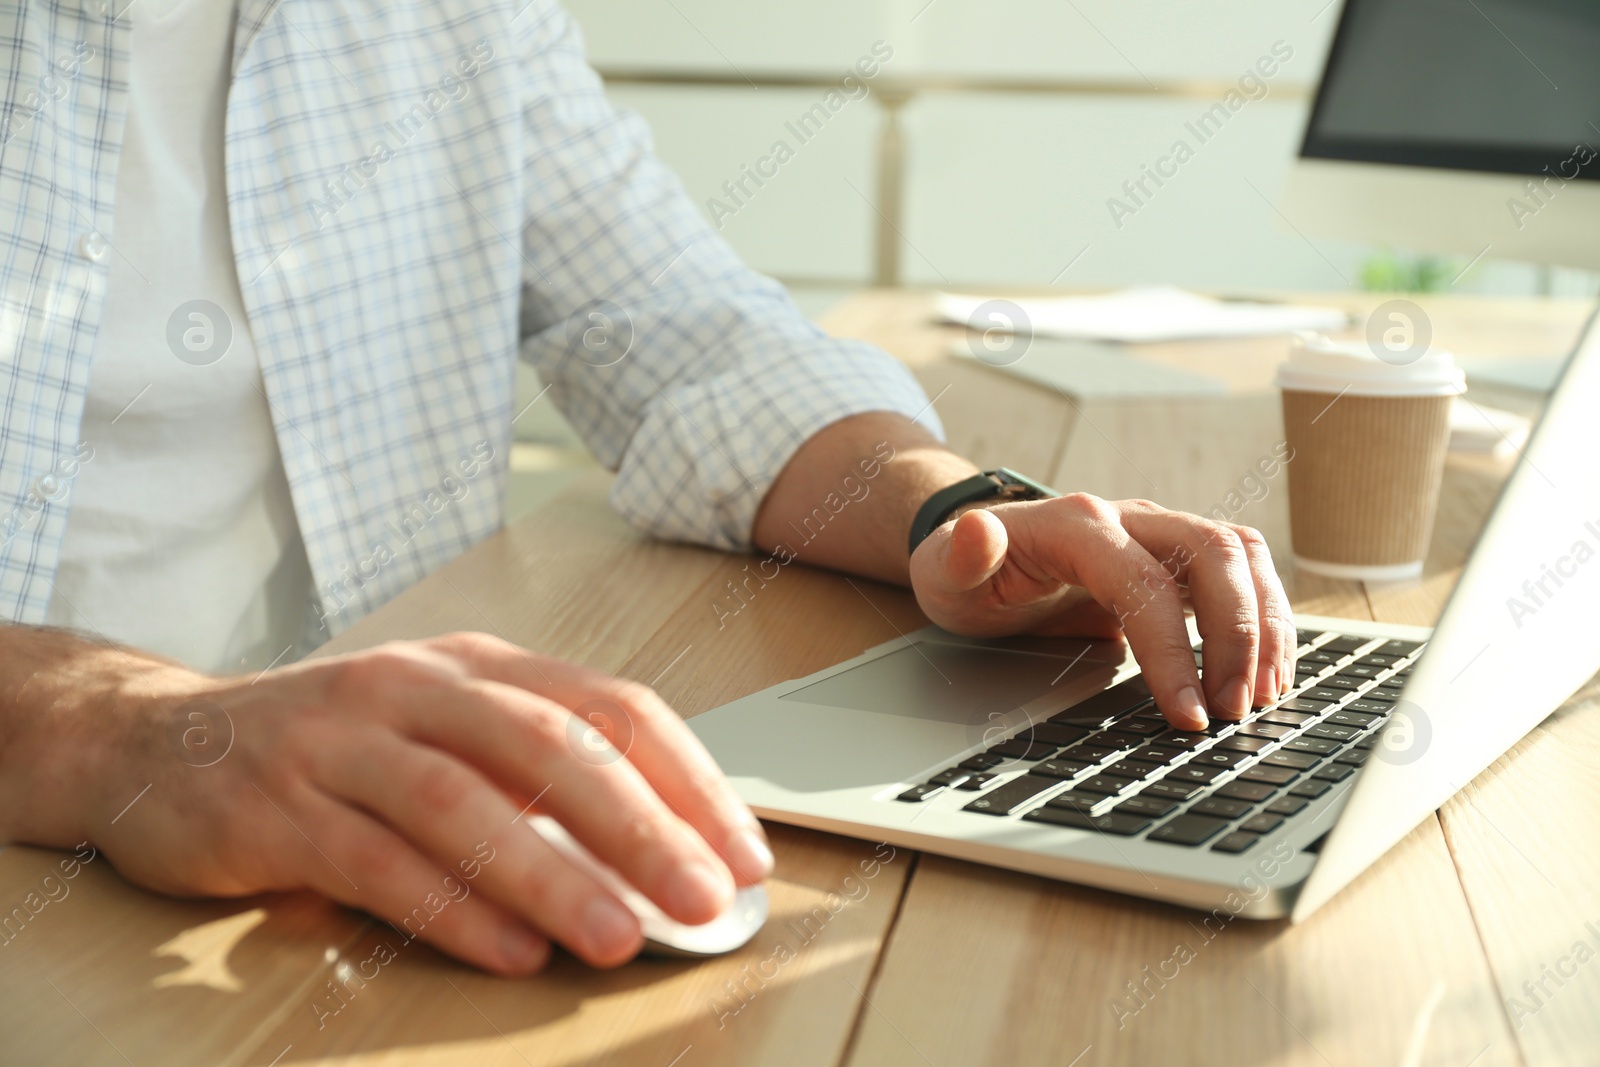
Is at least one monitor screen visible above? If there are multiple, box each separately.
[1302,0,1600,179]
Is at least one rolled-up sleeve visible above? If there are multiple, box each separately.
[513,1,940,550]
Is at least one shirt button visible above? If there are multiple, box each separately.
[77,231,108,263]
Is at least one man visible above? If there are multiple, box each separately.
[0,0,1293,975]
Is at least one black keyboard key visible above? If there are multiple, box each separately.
[1045,791,1104,812]
[1321,676,1365,692]
[1076,775,1133,796]
[1319,635,1370,654]
[1296,628,1324,645]
[1164,764,1227,786]
[1302,649,1344,665]
[1148,814,1231,846]
[1216,734,1273,753]
[1294,672,1318,688]
[1281,737,1340,756]
[1288,779,1333,799]
[988,739,1058,760]
[962,775,1057,814]
[1279,698,1333,714]
[1263,750,1321,770]
[1259,709,1316,727]
[1211,831,1262,854]
[1375,639,1422,657]
[897,783,943,802]
[1326,710,1380,728]
[1346,699,1394,714]
[960,753,1005,771]
[1239,764,1300,786]
[928,769,969,787]
[1188,748,1250,771]
[1356,735,1380,750]
[1030,759,1092,780]
[1301,687,1348,703]
[1110,719,1167,737]
[1049,677,1153,726]
[1115,795,1179,818]
[1025,722,1093,747]
[1265,796,1308,816]
[1024,807,1151,835]
[1376,678,1404,691]
[1313,763,1356,782]
[1101,759,1160,781]
[1239,813,1284,834]
[1333,749,1371,766]
[956,772,997,790]
[1357,653,1401,667]
[1084,730,1142,750]
[1217,780,1277,802]
[1306,723,1360,742]
[1143,779,1206,801]
[1239,721,1293,739]
[1158,732,1212,750]
[1134,745,1190,764]
[1063,745,1120,764]
[1337,664,1382,680]
[1191,797,1253,819]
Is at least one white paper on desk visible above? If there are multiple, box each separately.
[938,286,1348,343]
[951,338,1228,400]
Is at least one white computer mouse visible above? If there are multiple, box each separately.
[526,815,768,959]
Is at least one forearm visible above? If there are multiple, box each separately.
[0,625,180,848]
[752,411,979,585]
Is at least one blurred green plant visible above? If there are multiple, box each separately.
[1359,249,1462,292]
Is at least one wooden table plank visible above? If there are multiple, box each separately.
[0,844,367,1067]
[845,817,1520,1067]
[233,825,911,1067]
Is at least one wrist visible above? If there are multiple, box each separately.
[0,628,192,848]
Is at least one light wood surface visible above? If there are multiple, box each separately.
[2,290,1595,1067]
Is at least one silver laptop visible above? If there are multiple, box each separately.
[691,308,1600,921]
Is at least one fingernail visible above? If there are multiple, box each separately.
[1282,657,1296,693]
[724,825,774,882]
[1175,686,1208,731]
[499,925,547,971]
[667,861,732,922]
[1219,676,1252,719]
[583,894,638,957]
[1260,667,1278,706]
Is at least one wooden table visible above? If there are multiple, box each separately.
[5,291,1598,1067]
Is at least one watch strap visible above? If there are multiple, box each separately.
[907,467,1057,555]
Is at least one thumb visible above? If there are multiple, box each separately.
[912,507,1008,595]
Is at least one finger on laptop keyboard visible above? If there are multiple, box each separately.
[1117,507,1260,720]
[1034,499,1209,730]
[1219,520,1294,701]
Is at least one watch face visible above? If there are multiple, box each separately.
[993,468,1059,499]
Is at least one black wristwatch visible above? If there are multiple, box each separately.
[907,467,1058,555]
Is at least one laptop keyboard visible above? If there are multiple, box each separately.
[894,629,1424,855]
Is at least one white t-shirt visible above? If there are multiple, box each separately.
[45,0,313,675]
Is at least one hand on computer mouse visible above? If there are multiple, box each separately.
[908,495,1295,731]
[0,629,772,976]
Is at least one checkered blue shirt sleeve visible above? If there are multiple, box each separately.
[511,4,941,550]
[0,0,942,637]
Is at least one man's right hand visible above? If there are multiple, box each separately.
[0,629,772,975]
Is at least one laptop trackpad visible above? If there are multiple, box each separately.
[780,640,1104,724]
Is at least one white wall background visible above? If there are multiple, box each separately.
[564,0,1596,298]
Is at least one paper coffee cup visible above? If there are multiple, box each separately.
[1276,334,1465,581]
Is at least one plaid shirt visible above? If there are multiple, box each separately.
[0,0,936,637]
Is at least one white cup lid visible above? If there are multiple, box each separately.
[1275,332,1466,397]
